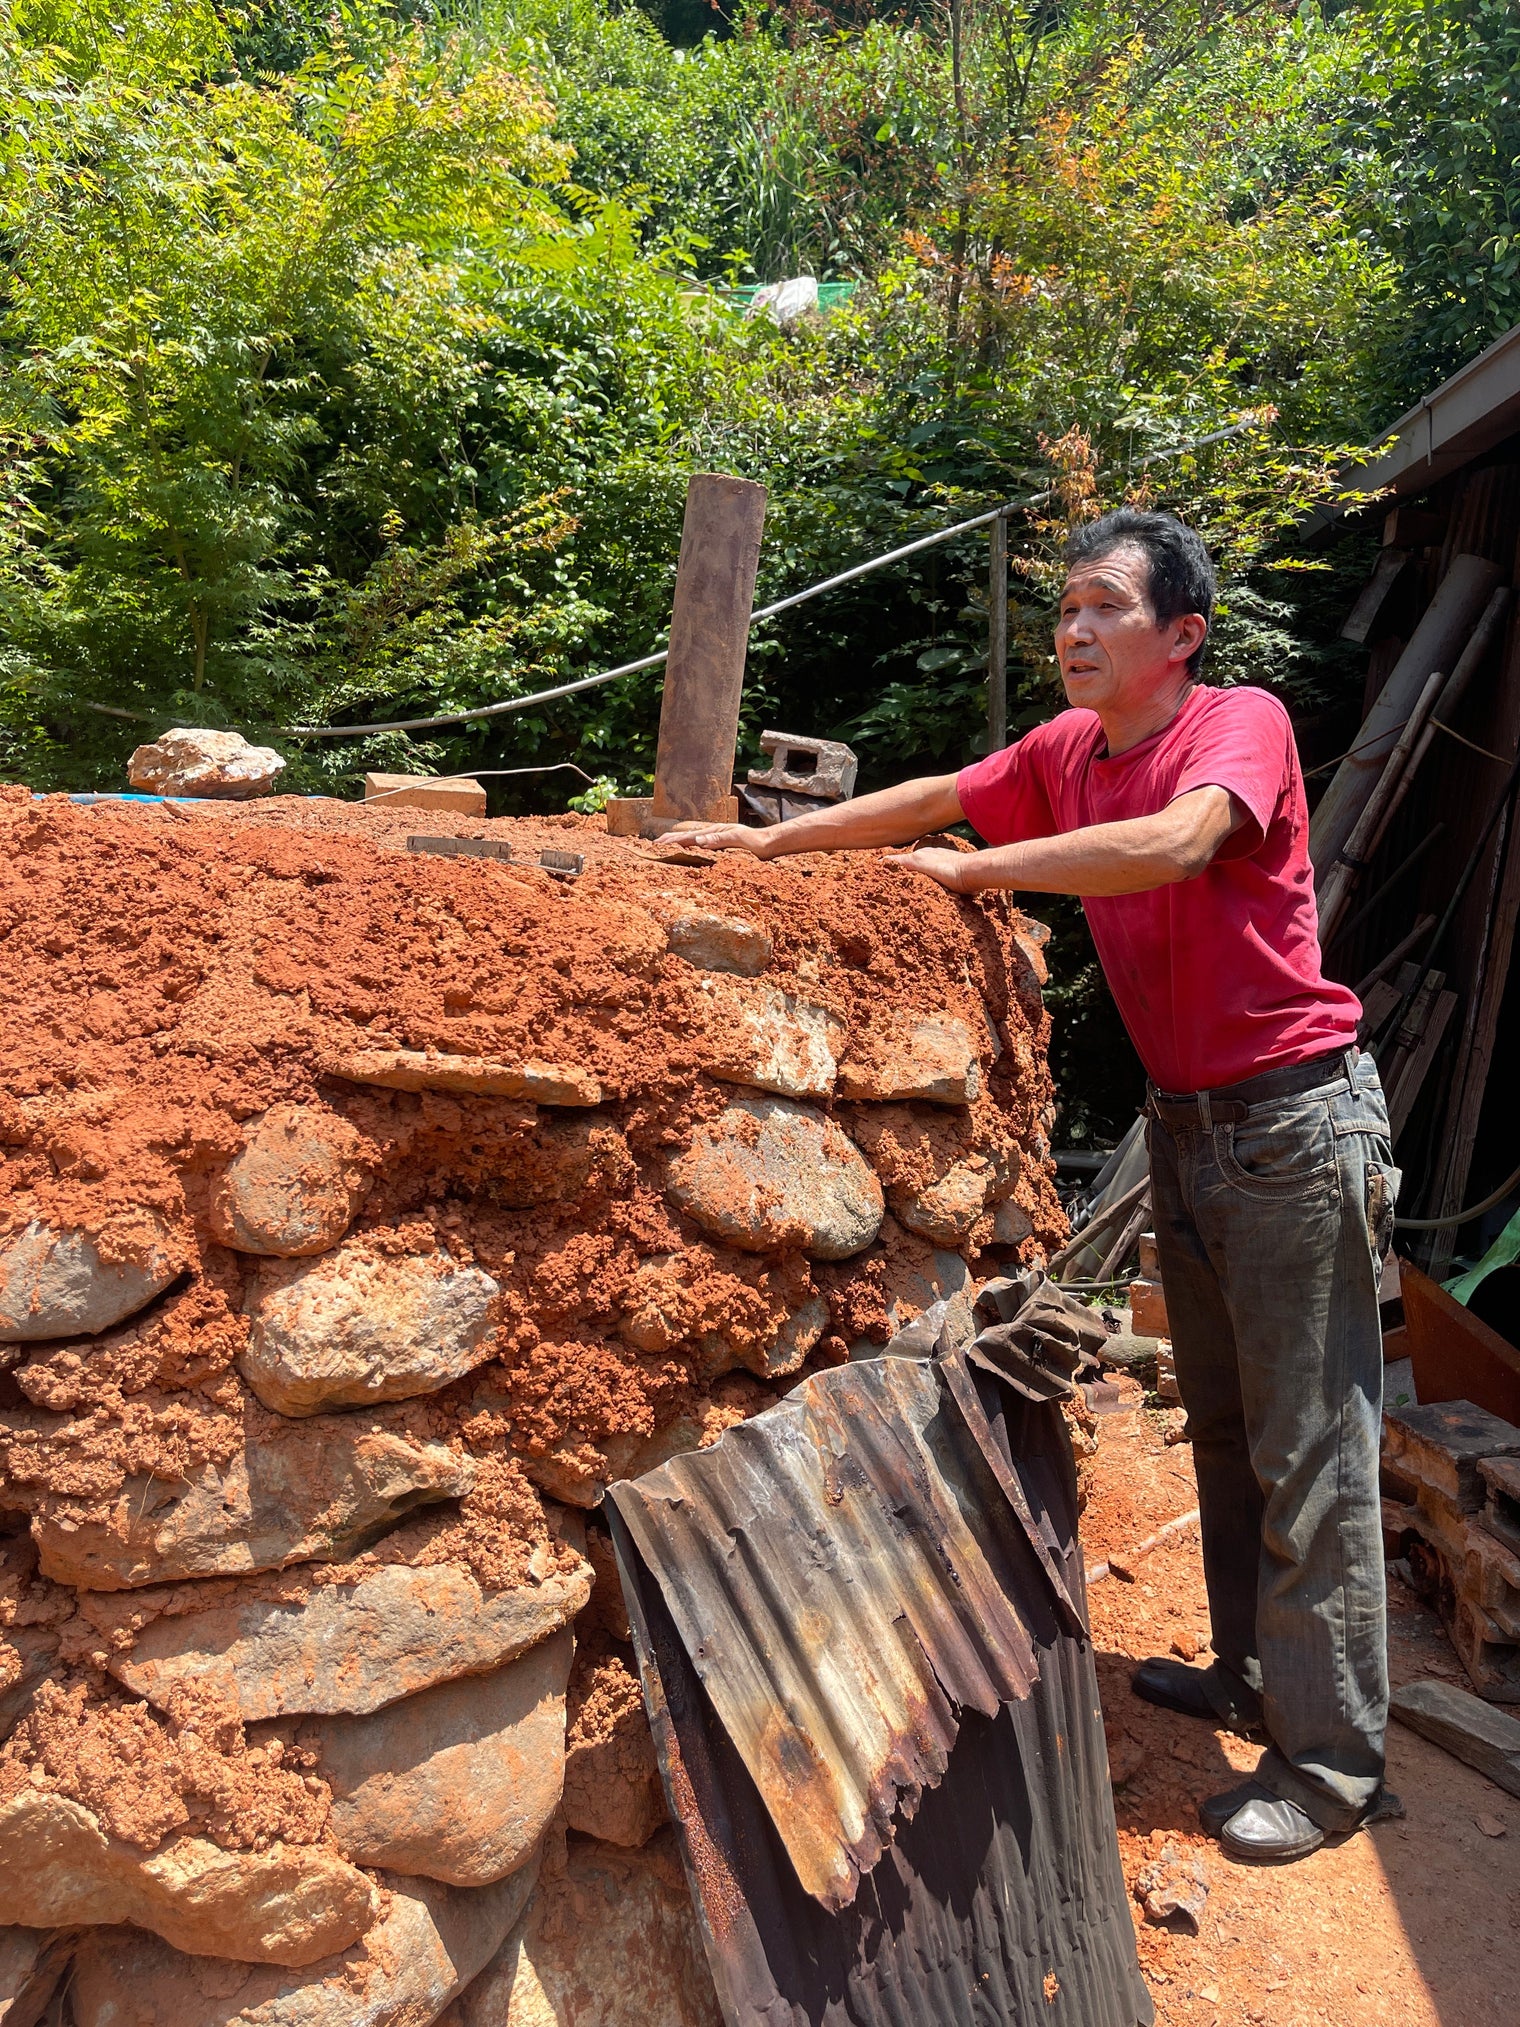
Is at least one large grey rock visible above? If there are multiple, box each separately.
[450,1832,719,2027]
[0,1217,178,1342]
[68,1859,540,2027]
[12,1410,470,1590]
[990,1199,1034,1248]
[241,1244,499,1416]
[0,1788,377,1967]
[697,979,842,1099]
[95,1555,591,1721]
[209,1105,369,1257]
[268,1630,572,1886]
[127,726,286,799]
[666,1098,882,1261]
[0,1925,71,2027]
[838,1014,982,1105]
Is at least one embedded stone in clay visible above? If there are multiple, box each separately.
[895,1149,1018,1247]
[67,1857,540,2027]
[838,1014,982,1105]
[451,1831,720,2027]
[662,907,772,976]
[325,1049,601,1107]
[0,1787,377,1967]
[0,1217,178,1342]
[699,979,843,1099]
[241,1245,499,1416]
[99,1557,591,1721]
[272,1628,572,1886]
[209,1105,369,1257]
[9,1409,471,1590]
[666,1097,883,1260]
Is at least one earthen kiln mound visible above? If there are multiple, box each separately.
[0,786,1064,2026]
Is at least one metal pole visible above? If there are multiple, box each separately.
[650,473,768,827]
[987,509,1008,753]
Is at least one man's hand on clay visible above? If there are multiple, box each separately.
[670,822,776,856]
[883,847,976,892]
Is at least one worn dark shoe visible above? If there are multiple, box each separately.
[1218,1793,1325,1863]
[1198,1780,1275,1837]
[1202,1780,1404,1843]
[1130,1657,1263,1734]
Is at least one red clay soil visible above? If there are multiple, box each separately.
[0,787,1061,1852]
[1085,1402,1520,2027]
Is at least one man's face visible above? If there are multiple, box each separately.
[1054,542,1196,714]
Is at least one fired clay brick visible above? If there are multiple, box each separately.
[209,1104,369,1257]
[273,1629,572,1885]
[2,1408,471,1589]
[666,1097,883,1260]
[97,1555,591,1721]
[241,1243,500,1416]
[838,1013,982,1105]
[0,1787,377,1966]
[66,1859,540,2027]
[0,1216,179,1342]
[698,977,843,1099]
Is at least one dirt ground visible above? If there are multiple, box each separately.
[1082,1397,1520,2027]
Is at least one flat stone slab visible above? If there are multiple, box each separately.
[11,1410,471,1590]
[93,1556,590,1720]
[0,1787,377,1966]
[1390,1677,1520,1798]
[68,1858,539,2027]
[698,979,842,1099]
[209,1104,370,1257]
[666,1097,883,1260]
[838,1014,982,1106]
[273,1628,572,1885]
[241,1244,500,1416]
[324,1049,601,1107]
[0,1216,179,1342]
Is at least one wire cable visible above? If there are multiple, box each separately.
[1396,1159,1520,1231]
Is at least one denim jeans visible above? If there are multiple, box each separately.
[1146,1047,1399,1832]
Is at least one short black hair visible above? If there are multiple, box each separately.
[1063,509,1216,677]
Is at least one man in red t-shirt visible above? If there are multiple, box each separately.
[688,508,1399,1863]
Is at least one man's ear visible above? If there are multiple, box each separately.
[1170,613,1208,664]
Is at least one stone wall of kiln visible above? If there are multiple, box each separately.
[0,804,1063,2027]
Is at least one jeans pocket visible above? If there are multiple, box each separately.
[1216,1095,1339,1199]
[1366,1152,1401,1282]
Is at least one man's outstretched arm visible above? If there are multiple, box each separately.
[885,786,1246,896]
[681,773,965,859]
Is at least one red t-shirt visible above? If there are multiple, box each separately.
[956,684,1360,1093]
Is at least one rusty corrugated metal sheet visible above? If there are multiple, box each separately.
[606,1347,1152,2027]
[607,1355,1043,1910]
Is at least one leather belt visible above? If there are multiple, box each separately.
[1146,1046,1358,1131]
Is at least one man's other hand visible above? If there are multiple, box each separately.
[883,847,973,893]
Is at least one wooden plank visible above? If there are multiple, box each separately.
[1389,1678,1520,1797]
[1356,978,1402,1044]
[650,473,767,826]
[1341,545,1409,644]
[1403,1260,1520,1426]
[1388,986,1457,1140]
[1312,554,1503,878]
[1433,803,1520,1273]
